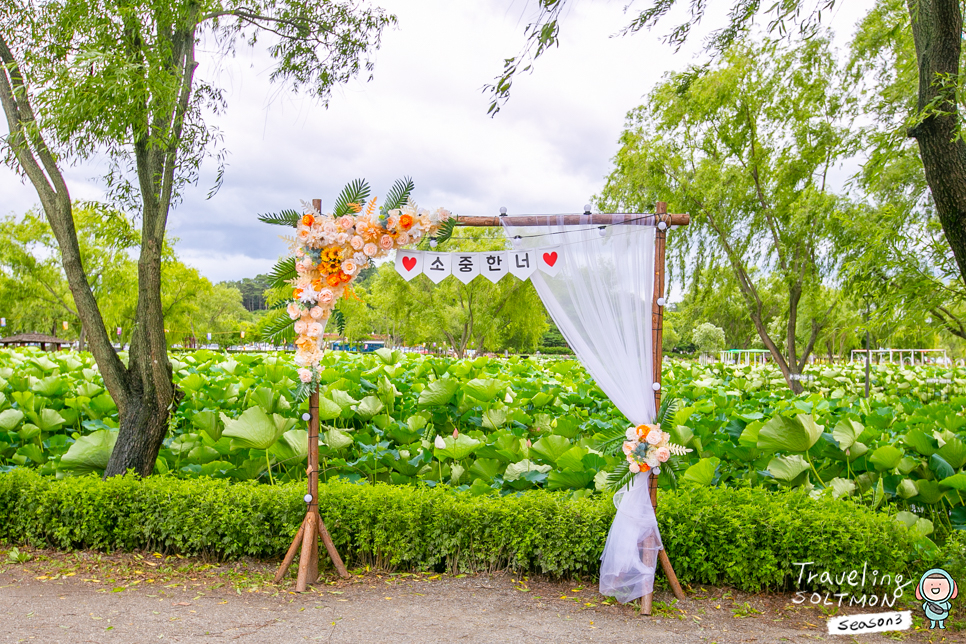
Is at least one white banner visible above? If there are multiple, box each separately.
[395,247,563,284]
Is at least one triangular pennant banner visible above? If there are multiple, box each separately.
[538,246,562,276]
[395,250,423,282]
[452,253,481,284]
[423,253,451,284]
[480,251,508,283]
[509,250,536,280]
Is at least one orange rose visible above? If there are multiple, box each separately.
[311,277,323,291]
[338,271,352,283]
[302,214,314,226]
[326,273,341,287]
[293,288,303,299]
[398,214,414,230]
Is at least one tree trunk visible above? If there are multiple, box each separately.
[906,0,966,283]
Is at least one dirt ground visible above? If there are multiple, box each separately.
[0,548,961,644]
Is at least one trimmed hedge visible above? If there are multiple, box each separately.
[0,469,918,591]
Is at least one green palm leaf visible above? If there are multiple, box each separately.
[260,308,295,344]
[267,257,297,291]
[381,176,415,214]
[258,209,301,227]
[434,218,457,244]
[333,178,371,217]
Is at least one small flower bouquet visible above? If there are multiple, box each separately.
[597,399,691,490]
[622,423,690,473]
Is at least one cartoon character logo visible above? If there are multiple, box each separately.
[915,568,958,629]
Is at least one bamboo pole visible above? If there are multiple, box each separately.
[457,213,690,227]
[641,202,686,615]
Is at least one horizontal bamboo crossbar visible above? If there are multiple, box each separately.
[455,213,690,227]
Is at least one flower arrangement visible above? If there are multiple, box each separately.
[260,178,452,389]
[621,423,690,473]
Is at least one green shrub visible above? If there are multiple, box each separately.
[0,469,917,591]
[535,346,576,356]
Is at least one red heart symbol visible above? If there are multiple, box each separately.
[543,251,558,267]
[402,256,417,271]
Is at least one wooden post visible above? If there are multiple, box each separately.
[275,199,350,590]
[641,201,686,615]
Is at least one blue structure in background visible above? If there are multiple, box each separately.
[331,340,385,353]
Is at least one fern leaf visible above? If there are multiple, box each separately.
[260,308,296,344]
[667,443,691,456]
[267,257,297,291]
[381,176,414,214]
[332,309,346,336]
[333,179,371,217]
[258,209,301,227]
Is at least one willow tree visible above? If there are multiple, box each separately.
[0,0,392,476]
[491,0,966,288]
[595,38,852,392]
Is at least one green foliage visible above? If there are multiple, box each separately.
[0,469,918,588]
[692,323,726,354]
[380,177,415,214]
[257,210,302,228]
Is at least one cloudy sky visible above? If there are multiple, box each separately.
[0,0,876,283]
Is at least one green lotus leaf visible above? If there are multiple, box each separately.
[547,469,595,490]
[870,445,903,471]
[434,434,482,461]
[468,458,503,482]
[915,479,945,504]
[767,454,811,482]
[482,407,508,430]
[329,389,359,412]
[829,477,856,498]
[269,429,308,464]
[937,436,966,469]
[929,453,955,480]
[832,418,864,450]
[503,459,552,481]
[555,445,589,472]
[462,378,507,402]
[904,429,939,456]
[18,423,41,441]
[0,409,24,431]
[354,395,384,420]
[221,407,286,451]
[757,414,822,452]
[940,473,966,491]
[31,375,69,398]
[34,408,66,432]
[186,445,221,465]
[191,410,222,441]
[59,430,117,475]
[323,428,353,451]
[683,457,720,486]
[418,379,459,407]
[897,478,918,499]
[529,435,572,465]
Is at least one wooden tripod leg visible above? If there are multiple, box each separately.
[295,511,318,592]
[273,517,307,584]
[317,513,350,579]
[659,549,685,599]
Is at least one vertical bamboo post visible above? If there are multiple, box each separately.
[275,198,350,590]
[641,201,685,615]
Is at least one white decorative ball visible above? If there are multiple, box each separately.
[658,221,668,230]
[651,382,661,391]
[656,297,666,307]
[303,494,313,503]
[301,413,311,421]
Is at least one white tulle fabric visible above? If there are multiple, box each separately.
[502,215,662,602]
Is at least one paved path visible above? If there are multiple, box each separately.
[0,550,958,643]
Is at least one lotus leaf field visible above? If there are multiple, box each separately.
[0,347,964,533]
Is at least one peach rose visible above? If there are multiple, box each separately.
[287,302,302,320]
[297,368,313,383]
[341,260,357,275]
[317,289,335,305]
[656,447,671,463]
[363,243,378,257]
[337,215,355,231]
[645,429,664,445]
[306,322,325,338]
[379,234,394,250]
[350,235,364,250]
[294,320,307,334]
[396,231,410,245]
[309,306,325,320]
[629,461,641,473]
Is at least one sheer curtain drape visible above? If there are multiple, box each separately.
[502,215,663,602]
